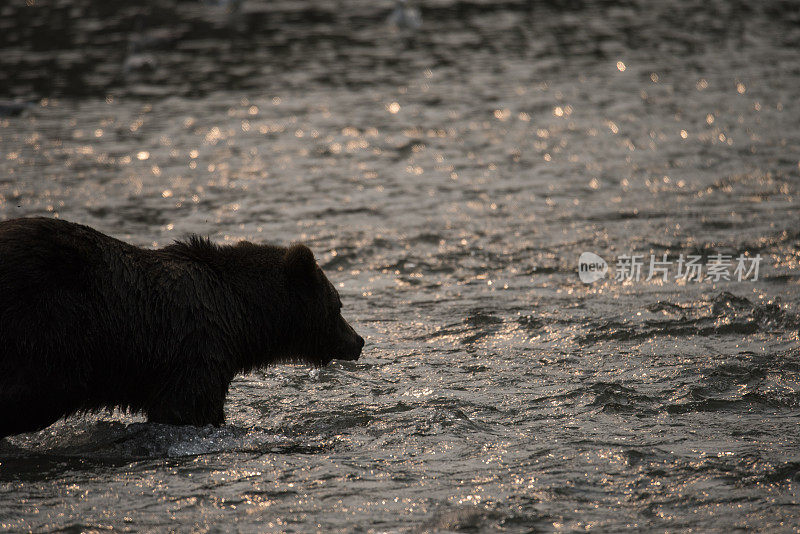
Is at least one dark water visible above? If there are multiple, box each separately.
[1,0,800,531]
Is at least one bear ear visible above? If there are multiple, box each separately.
[285,243,317,281]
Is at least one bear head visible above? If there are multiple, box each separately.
[281,243,365,366]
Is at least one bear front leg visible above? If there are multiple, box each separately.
[145,382,228,427]
[146,398,225,427]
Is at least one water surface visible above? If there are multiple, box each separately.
[1,0,799,531]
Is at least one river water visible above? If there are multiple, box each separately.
[1,0,799,531]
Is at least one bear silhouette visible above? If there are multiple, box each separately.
[0,217,364,437]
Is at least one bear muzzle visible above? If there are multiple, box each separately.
[333,318,365,362]
[336,334,364,361]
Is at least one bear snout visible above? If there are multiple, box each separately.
[337,332,364,361]
[334,317,364,361]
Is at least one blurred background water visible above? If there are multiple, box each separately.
[1,0,799,531]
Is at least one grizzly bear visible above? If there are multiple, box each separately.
[0,217,364,438]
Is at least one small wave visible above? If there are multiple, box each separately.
[664,350,800,414]
[579,292,799,344]
[587,382,659,415]
[0,421,330,463]
[415,506,506,534]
